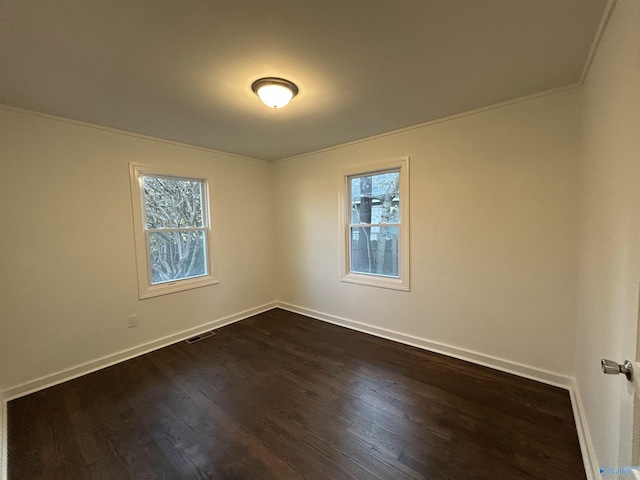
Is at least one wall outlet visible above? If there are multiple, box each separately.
[127,315,138,328]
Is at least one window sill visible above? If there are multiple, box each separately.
[139,276,220,300]
[341,272,409,291]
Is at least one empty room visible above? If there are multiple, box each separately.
[1,1,639,479]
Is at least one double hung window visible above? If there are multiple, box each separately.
[341,158,410,291]
[129,163,218,299]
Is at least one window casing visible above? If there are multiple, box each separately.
[129,163,218,299]
[341,158,410,291]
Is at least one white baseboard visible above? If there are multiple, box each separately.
[1,301,596,480]
[276,302,572,388]
[1,301,277,402]
[0,392,6,480]
[569,380,599,480]
[277,302,600,478]
[0,301,272,480]
[0,302,278,480]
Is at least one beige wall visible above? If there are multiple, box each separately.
[3,6,638,473]
[0,88,583,392]
[575,0,640,470]
[0,107,276,392]
[274,89,581,377]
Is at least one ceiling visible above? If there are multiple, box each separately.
[0,1,608,161]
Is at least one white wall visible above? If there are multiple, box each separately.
[4,7,637,474]
[273,89,581,378]
[575,0,640,470]
[0,107,276,393]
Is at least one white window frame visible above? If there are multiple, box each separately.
[340,157,410,291]
[129,162,219,299]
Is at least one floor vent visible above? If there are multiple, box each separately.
[185,331,216,344]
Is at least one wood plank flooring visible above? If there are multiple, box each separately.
[8,308,586,479]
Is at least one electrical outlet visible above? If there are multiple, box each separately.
[127,315,138,328]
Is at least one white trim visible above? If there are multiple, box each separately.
[276,302,572,388]
[340,158,410,292]
[0,301,274,480]
[274,83,580,165]
[276,301,604,477]
[0,303,595,480]
[569,380,599,480]
[0,103,268,164]
[341,272,409,291]
[1,302,276,402]
[578,0,617,85]
[129,162,220,299]
[0,85,583,166]
[0,391,6,480]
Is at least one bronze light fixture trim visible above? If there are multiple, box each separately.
[251,77,299,108]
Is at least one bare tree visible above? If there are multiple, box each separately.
[375,174,400,274]
[352,172,400,275]
[143,176,206,283]
[357,175,373,272]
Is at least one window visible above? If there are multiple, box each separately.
[341,158,410,291]
[129,163,218,299]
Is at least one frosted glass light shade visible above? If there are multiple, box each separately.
[256,84,293,108]
[251,77,299,109]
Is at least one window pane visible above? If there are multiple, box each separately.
[350,226,399,277]
[148,230,207,284]
[143,176,204,229]
[350,171,400,224]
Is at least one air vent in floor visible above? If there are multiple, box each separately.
[185,331,216,344]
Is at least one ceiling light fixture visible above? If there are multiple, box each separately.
[251,77,299,109]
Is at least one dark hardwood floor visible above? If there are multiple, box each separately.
[8,308,586,479]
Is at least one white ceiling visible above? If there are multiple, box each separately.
[0,1,608,161]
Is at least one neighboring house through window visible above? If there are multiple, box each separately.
[341,158,410,291]
[129,163,218,299]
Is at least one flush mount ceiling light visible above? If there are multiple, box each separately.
[251,77,299,109]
